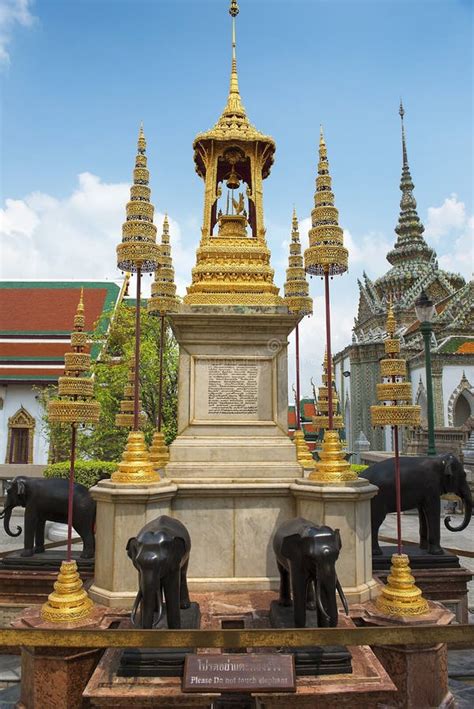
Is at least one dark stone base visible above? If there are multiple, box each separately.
[373,545,460,571]
[118,602,200,678]
[269,601,352,677]
[0,549,94,572]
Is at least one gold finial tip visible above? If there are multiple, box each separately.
[77,288,84,312]
[399,99,404,119]
[229,0,239,17]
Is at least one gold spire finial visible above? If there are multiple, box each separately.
[223,0,245,116]
[283,210,312,316]
[319,124,325,145]
[386,299,396,337]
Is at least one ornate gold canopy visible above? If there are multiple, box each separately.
[185,1,282,307]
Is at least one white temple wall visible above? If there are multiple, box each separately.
[443,365,474,426]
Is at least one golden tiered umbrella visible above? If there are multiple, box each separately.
[371,304,427,616]
[42,290,100,622]
[304,128,356,482]
[283,209,314,470]
[112,125,161,484]
[147,215,180,471]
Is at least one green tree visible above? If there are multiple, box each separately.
[37,302,179,463]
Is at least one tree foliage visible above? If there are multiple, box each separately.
[37,302,179,463]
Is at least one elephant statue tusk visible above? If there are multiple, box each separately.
[336,577,349,616]
[315,578,331,625]
[130,589,142,628]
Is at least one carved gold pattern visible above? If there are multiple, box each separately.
[41,561,94,623]
[376,382,413,401]
[284,209,312,316]
[149,430,170,472]
[117,126,160,273]
[304,129,348,276]
[375,554,429,617]
[308,430,357,483]
[47,290,100,426]
[380,359,407,377]
[58,377,94,398]
[370,406,421,427]
[384,338,400,355]
[111,431,160,484]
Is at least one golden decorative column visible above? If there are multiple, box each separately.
[112,125,161,484]
[42,291,100,622]
[304,128,356,483]
[148,215,180,472]
[371,304,427,616]
[283,208,314,470]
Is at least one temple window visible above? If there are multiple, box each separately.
[6,406,35,464]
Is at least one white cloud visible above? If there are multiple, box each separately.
[0,0,35,65]
[437,215,474,280]
[0,172,194,298]
[425,194,466,240]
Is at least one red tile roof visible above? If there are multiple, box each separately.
[0,282,120,382]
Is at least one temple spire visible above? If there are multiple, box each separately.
[223,0,245,118]
[385,102,435,269]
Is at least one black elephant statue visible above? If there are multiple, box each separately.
[127,515,191,630]
[364,453,472,556]
[273,517,349,628]
[0,476,96,558]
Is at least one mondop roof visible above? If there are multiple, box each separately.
[0,281,121,383]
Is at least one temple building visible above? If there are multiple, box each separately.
[334,104,473,453]
[0,280,123,468]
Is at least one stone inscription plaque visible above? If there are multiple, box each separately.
[193,357,273,421]
[208,360,258,416]
[183,653,295,693]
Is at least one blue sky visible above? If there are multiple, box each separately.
[1,0,472,389]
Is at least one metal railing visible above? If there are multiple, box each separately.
[0,624,473,650]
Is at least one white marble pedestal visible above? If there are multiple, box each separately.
[88,479,176,607]
[291,477,380,603]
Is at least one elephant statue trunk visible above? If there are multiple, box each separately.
[0,506,22,537]
[444,480,472,532]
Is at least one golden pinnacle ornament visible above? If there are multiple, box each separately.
[371,303,421,428]
[112,124,160,485]
[115,358,147,429]
[149,430,170,472]
[284,209,313,317]
[313,350,344,433]
[293,429,315,470]
[116,125,160,274]
[42,292,99,622]
[371,304,426,617]
[375,554,428,617]
[304,128,348,277]
[148,215,180,316]
[304,129,355,483]
[41,560,94,623]
[48,290,100,426]
[111,430,158,484]
[184,1,282,307]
